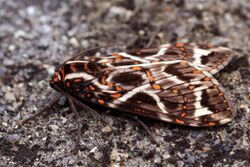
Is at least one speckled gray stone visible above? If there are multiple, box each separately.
[6,134,20,144]
[0,0,249,167]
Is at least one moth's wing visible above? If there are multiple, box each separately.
[73,60,234,127]
[63,43,233,75]
[127,43,233,75]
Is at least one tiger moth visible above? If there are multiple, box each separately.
[48,42,235,127]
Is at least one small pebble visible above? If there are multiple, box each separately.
[14,30,26,38]
[3,59,15,66]
[69,37,80,47]
[163,152,171,159]
[0,105,5,114]
[177,161,184,167]
[48,125,59,132]
[154,155,161,164]
[58,96,67,106]
[8,45,16,51]
[0,66,6,77]
[6,134,20,144]
[2,122,8,127]
[187,156,196,163]
[107,6,127,18]
[101,126,112,133]
[5,92,16,101]
[26,6,36,15]
[201,153,208,158]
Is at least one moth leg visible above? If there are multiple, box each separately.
[20,93,62,125]
[67,95,114,132]
[127,115,158,145]
[53,85,114,131]
[68,97,81,152]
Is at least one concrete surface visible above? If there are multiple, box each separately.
[0,0,249,166]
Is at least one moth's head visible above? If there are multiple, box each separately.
[50,70,63,92]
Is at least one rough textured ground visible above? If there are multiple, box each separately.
[0,0,249,166]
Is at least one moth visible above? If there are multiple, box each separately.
[48,42,234,127]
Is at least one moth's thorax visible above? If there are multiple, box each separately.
[50,69,63,91]
[50,62,97,92]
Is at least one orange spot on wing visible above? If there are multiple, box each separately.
[208,122,216,126]
[84,63,88,70]
[53,72,59,82]
[204,77,210,81]
[179,61,187,65]
[176,43,184,47]
[111,93,121,98]
[116,86,123,91]
[98,99,105,105]
[101,76,107,85]
[89,85,95,91]
[146,71,154,82]
[134,61,139,64]
[53,76,59,82]
[112,53,121,57]
[180,113,187,117]
[132,66,142,71]
[136,51,141,55]
[180,47,185,51]
[74,79,82,83]
[115,57,123,62]
[176,119,185,124]
[108,82,113,88]
[193,70,201,74]
[218,92,224,96]
[152,84,161,90]
[60,68,65,79]
[188,85,195,90]
[172,89,178,94]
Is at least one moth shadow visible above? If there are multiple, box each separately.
[220,54,249,73]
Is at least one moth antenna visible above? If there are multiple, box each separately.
[20,93,62,125]
[145,26,161,48]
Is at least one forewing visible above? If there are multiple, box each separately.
[61,43,233,76]
[68,58,234,127]
[127,43,233,75]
